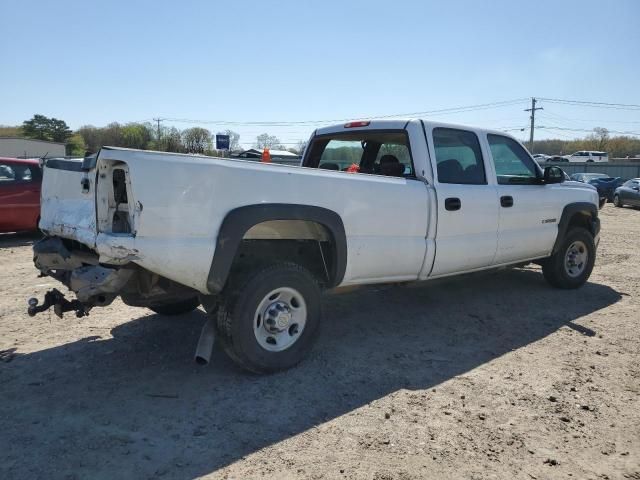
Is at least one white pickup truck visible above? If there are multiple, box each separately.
[31,119,600,373]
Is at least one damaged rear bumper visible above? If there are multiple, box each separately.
[33,236,136,312]
[31,236,199,318]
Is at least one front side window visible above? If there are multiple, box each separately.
[432,128,486,184]
[0,163,35,183]
[306,131,414,177]
[487,134,540,185]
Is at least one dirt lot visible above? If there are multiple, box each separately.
[1,205,639,480]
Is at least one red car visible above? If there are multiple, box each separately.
[0,157,42,233]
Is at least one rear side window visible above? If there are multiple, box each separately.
[307,131,414,177]
[487,134,539,185]
[432,128,486,184]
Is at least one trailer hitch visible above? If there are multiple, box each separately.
[27,289,89,318]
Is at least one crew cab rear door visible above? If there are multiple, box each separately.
[424,125,499,276]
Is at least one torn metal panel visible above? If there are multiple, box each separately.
[70,265,135,302]
[95,233,140,264]
[33,237,99,273]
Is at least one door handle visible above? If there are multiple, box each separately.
[500,195,514,208]
[445,197,461,211]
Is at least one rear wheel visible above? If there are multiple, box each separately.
[149,297,200,316]
[542,227,595,289]
[216,263,321,373]
[613,194,623,207]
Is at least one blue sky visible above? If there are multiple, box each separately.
[1,0,639,147]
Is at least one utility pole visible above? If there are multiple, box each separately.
[524,98,543,152]
[153,118,163,144]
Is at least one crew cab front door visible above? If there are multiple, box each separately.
[486,134,558,264]
[427,127,499,276]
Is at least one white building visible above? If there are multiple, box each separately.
[0,137,66,158]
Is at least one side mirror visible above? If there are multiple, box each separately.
[632,186,639,191]
[543,166,564,184]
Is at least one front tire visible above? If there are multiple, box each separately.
[216,263,321,373]
[613,194,623,207]
[542,227,595,289]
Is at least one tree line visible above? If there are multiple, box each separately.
[1,114,305,156]
[77,123,246,156]
[3,115,639,159]
[531,127,640,158]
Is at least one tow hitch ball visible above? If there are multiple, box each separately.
[27,289,88,318]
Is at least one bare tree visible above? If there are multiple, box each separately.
[162,127,183,152]
[182,127,212,153]
[294,140,308,155]
[218,129,241,151]
[255,133,281,149]
[589,127,610,151]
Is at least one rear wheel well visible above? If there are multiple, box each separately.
[227,220,337,290]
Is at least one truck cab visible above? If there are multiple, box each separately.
[303,119,599,277]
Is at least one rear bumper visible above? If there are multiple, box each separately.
[33,236,132,304]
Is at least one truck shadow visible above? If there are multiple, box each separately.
[0,231,42,249]
[0,268,621,479]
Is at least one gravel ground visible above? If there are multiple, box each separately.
[0,204,639,480]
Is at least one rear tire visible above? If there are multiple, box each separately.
[149,297,200,316]
[542,227,595,289]
[216,263,321,373]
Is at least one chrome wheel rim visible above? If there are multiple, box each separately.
[254,287,307,352]
[564,240,588,278]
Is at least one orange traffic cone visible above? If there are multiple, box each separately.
[261,147,271,163]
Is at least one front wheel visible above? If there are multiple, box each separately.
[216,263,321,373]
[613,195,623,207]
[542,227,596,289]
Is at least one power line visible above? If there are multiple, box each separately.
[157,98,530,127]
[536,125,640,136]
[538,97,640,111]
[539,110,640,126]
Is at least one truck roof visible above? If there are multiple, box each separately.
[314,118,519,140]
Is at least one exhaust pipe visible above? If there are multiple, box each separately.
[194,318,216,365]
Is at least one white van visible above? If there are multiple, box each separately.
[567,151,609,163]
